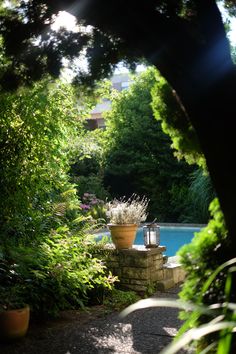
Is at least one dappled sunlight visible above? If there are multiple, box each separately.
[163,326,179,336]
[51,11,78,31]
[0,288,183,353]
[88,322,135,352]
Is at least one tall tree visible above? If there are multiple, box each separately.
[103,68,194,221]
[0,1,236,251]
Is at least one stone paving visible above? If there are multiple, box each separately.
[0,285,190,354]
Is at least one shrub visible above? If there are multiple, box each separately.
[0,79,117,318]
[104,288,140,311]
[178,198,233,350]
[0,80,82,242]
[2,226,117,318]
[180,168,216,224]
[80,192,107,224]
[75,175,109,202]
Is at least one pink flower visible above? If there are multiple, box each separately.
[91,199,98,205]
[80,204,90,210]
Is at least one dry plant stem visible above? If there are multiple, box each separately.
[106,194,149,224]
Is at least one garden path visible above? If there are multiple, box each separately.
[0,285,191,354]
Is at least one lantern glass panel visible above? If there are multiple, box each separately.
[143,224,160,248]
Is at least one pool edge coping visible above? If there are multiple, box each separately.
[93,222,206,234]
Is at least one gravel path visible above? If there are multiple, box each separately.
[0,285,189,354]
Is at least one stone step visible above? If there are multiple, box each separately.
[163,263,186,284]
[156,278,176,291]
[163,267,174,279]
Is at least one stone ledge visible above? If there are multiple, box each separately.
[114,245,166,254]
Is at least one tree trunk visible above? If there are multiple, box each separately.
[190,72,236,255]
[155,64,236,255]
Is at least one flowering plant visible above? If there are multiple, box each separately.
[80,193,104,212]
[80,193,107,222]
[106,194,149,224]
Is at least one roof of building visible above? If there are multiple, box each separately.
[90,101,111,114]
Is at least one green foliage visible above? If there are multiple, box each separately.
[71,129,105,177]
[0,0,234,92]
[180,169,216,223]
[0,4,235,350]
[178,199,231,337]
[80,192,108,224]
[171,257,236,354]
[0,226,117,318]
[150,72,214,223]
[179,199,228,303]
[104,288,140,311]
[145,282,158,297]
[0,78,117,318]
[169,168,216,224]
[70,128,110,201]
[0,79,83,241]
[103,67,194,221]
[168,184,190,222]
[151,75,205,169]
[0,253,28,311]
[75,175,109,202]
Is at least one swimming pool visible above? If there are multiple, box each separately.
[96,225,202,257]
[137,226,201,256]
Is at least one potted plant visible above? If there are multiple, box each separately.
[0,259,30,341]
[106,194,149,249]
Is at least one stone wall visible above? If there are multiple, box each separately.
[103,245,182,294]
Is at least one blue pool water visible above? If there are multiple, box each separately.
[136,226,201,256]
[97,226,201,256]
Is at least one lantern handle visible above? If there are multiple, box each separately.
[146,218,159,227]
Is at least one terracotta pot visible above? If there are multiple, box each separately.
[108,224,138,249]
[0,305,30,341]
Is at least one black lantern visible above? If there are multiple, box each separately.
[143,223,160,248]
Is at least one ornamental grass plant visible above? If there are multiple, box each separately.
[106,194,149,225]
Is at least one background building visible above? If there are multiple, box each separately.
[86,72,133,130]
